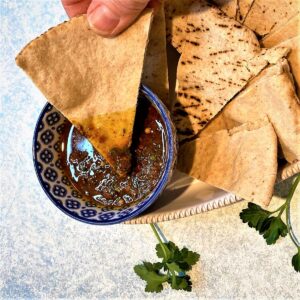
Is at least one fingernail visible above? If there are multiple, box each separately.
[88,5,120,34]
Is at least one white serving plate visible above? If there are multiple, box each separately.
[126,161,300,224]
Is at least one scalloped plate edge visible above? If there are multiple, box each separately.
[125,161,300,224]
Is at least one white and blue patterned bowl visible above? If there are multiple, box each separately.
[33,85,177,225]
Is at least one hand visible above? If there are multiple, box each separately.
[61,0,153,37]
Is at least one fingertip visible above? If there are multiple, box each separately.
[88,23,117,38]
[87,3,120,36]
[62,0,92,18]
[87,0,151,37]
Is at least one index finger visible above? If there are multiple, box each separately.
[61,0,92,17]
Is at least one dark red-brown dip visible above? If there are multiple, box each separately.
[61,96,166,207]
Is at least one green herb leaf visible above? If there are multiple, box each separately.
[170,275,192,291]
[135,224,200,293]
[155,243,172,261]
[261,216,288,245]
[240,202,287,244]
[240,203,272,232]
[134,262,168,293]
[166,262,184,273]
[240,174,300,273]
[167,241,178,252]
[180,247,200,269]
[152,262,164,270]
[141,261,163,272]
[292,249,300,272]
[156,242,200,271]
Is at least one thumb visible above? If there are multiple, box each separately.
[87,0,150,37]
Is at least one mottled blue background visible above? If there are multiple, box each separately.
[1,1,299,299]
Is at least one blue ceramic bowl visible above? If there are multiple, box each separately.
[33,85,177,225]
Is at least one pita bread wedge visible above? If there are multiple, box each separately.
[165,0,238,51]
[165,0,196,52]
[142,4,169,106]
[171,1,289,141]
[16,12,153,175]
[201,59,300,163]
[236,0,255,22]
[276,36,300,97]
[213,0,238,18]
[177,119,278,206]
[244,0,300,36]
[262,13,300,47]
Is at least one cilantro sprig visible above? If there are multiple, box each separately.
[134,223,200,293]
[240,174,300,272]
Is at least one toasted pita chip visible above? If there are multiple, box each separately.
[262,13,300,47]
[142,4,169,106]
[165,0,195,52]
[16,12,153,175]
[276,36,300,97]
[167,46,180,111]
[165,0,238,51]
[201,59,300,163]
[171,1,289,141]
[236,0,254,22]
[213,0,238,18]
[244,0,300,36]
[177,119,278,206]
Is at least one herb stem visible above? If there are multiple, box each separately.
[154,223,168,243]
[270,202,286,215]
[286,174,300,248]
[170,268,176,287]
[277,202,287,217]
[150,223,168,259]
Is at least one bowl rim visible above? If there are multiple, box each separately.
[32,84,176,225]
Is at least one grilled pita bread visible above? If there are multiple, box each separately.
[262,13,300,47]
[244,0,300,36]
[177,119,278,206]
[201,59,300,163]
[16,12,153,175]
[165,0,196,52]
[171,1,289,141]
[213,0,238,18]
[165,0,238,51]
[276,36,300,97]
[236,0,255,22]
[142,4,169,106]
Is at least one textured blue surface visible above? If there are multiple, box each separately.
[1,1,300,299]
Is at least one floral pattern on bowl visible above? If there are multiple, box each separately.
[32,85,177,225]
